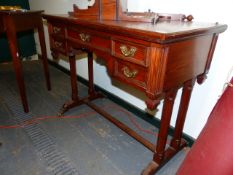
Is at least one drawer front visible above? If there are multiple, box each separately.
[112,39,149,67]
[114,60,147,90]
[51,24,65,36]
[51,38,66,53]
[67,29,111,52]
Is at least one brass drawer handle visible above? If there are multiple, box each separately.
[122,66,138,78]
[120,45,137,57]
[54,41,62,48]
[53,27,61,34]
[79,33,90,42]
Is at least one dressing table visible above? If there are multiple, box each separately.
[43,1,227,174]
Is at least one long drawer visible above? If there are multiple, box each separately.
[67,28,111,52]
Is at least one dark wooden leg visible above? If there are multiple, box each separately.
[87,51,103,99]
[5,18,29,113]
[38,20,51,91]
[58,52,102,115]
[142,89,177,175]
[170,78,195,149]
[154,89,178,163]
[69,54,79,101]
[87,51,95,95]
[58,54,80,115]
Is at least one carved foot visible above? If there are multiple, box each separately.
[58,101,72,116]
[58,99,83,116]
[141,161,159,175]
[58,105,67,117]
[58,92,104,116]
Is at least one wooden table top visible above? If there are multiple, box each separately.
[43,14,227,43]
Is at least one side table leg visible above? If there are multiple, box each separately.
[170,78,196,149]
[5,18,29,113]
[38,20,51,90]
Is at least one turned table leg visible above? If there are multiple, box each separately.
[86,51,103,100]
[58,50,103,115]
[69,54,79,101]
[142,89,178,175]
[87,51,95,96]
[58,54,80,115]
[154,89,178,163]
[170,78,196,149]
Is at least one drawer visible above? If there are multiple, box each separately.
[114,60,147,90]
[67,29,111,52]
[112,39,149,67]
[51,24,65,36]
[51,38,66,53]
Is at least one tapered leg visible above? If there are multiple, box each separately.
[5,18,29,113]
[170,79,195,149]
[38,19,51,90]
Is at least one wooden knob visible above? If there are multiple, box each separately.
[186,15,194,21]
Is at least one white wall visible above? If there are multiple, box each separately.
[29,0,233,139]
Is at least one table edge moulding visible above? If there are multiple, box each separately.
[42,0,227,174]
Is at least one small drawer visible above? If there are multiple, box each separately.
[51,24,65,36]
[112,39,149,67]
[51,38,66,53]
[114,60,147,90]
[67,29,111,51]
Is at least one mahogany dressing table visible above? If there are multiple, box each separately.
[0,10,51,112]
[43,1,227,174]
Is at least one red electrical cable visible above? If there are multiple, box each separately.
[0,111,96,129]
[0,104,158,138]
[107,104,158,137]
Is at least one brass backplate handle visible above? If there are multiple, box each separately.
[53,27,61,34]
[122,66,138,78]
[120,45,137,57]
[54,41,62,47]
[79,33,90,42]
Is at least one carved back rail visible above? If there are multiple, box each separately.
[68,0,193,23]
